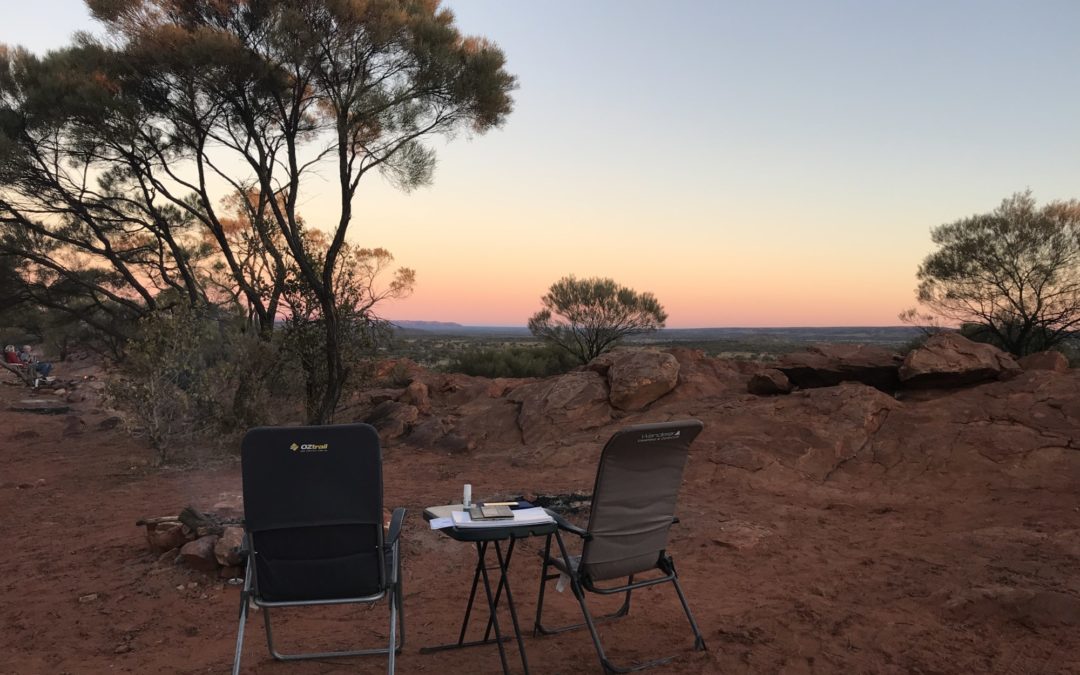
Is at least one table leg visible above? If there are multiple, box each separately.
[419,537,532,675]
[478,540,512,674]
[418,541,514,653]
[494,539,531,675]
[482,538,517,642]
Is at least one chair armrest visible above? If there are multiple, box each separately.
[387,507,406,545]
[546,509,590,540]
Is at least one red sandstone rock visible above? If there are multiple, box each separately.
[777,344,902,391]
[747,369,792,395]
[507,370,612,444]
[590,350,679,411]
[1018,350,1069,372]
[401,381,432,414]
[180,535,220,573]
[214,526,244,567]
[899,333,1020,388]
[364,401,419,440]
[664,348,752,401]
[145,522,188,553]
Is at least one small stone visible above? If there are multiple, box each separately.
[176,584,186,591]
[78,593,98,603]
[54,388,67,396]
[114,644,131,655]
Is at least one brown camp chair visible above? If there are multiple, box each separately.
[533,420,707,673]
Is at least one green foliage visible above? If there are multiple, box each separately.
[2,0,517,424]
[915,191,1080,357]
[528,276,667,364]
[445,344,579,378]
[106,307,220,461]
[106,306,295,463]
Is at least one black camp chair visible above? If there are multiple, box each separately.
[231,423,405,675]
[533,420,707,673]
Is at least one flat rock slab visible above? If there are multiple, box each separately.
[10,400,71,415]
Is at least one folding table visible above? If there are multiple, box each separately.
[421,504,557,675]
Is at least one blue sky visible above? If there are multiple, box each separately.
[4,1,1079,326]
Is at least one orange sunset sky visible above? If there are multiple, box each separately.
[7,1,1080,327]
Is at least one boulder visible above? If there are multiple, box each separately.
[899,333,1021,388]
[356,388,405,407]
[145,522,188,553]
[776,344,902,391]
[180,535,220,573]
[400,381,432,414]
[508,371,612,444]
[1018,350,1069,372]
[665,348,754,401]
[364,401,419,440]
[214,526,244,567]
[747,369,792,395]
[589,350,680,411]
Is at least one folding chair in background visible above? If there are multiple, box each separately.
[533,420,707,673]
[232,423,405,675]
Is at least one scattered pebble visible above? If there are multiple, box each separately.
[176,585,185,591]
[114,644,131,655]
[78,593,98,603]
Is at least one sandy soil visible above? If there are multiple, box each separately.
[1,375,1079,675]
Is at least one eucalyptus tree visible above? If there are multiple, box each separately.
[0,0,515,423]
[915,191,1080,356]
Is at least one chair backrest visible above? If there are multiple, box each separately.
[241,423,385,602]
[580,420,704,582]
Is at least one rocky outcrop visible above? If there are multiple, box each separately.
[899,333,1020,388]
[364,401,419,440]
[665,348,752,401]
[747,369,792,395]
[776,344,902,391]
[401,381,432,414]
[589,350,679,410]
[507,370,612,444]
[1019,350,1069,372]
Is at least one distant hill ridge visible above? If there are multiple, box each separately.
[389,321,922,345]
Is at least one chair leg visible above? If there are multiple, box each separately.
[534,533,631,636]
[260,601,403,662]
[671,573,706,651]
[393,583,401,673]
[231,568,252,675]
[533,534,554,636]
[571,573,703,673]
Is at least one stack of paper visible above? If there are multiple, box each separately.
[450,507,554,529]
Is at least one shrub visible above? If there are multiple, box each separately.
[445,344,579,378]
[106,307,220,462]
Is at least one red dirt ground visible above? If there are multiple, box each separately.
[2,373,1079,674]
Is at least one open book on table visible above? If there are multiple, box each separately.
[451,506,554,529]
